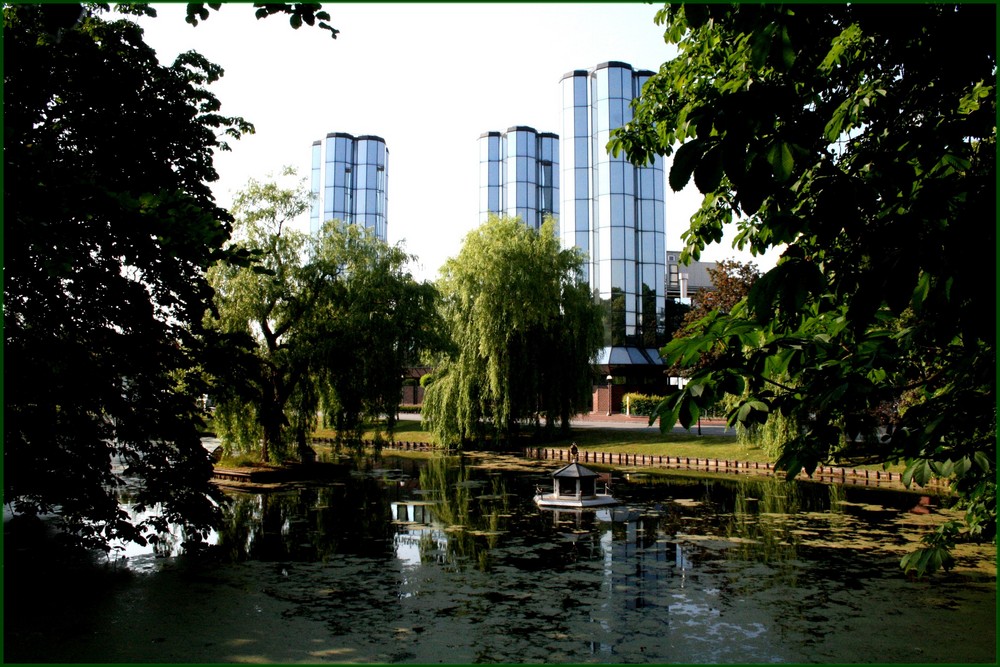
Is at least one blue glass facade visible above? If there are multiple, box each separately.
[478,126,559,231]
[310,132,388,241]
[560,62,665,351]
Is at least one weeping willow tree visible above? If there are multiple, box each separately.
[422,215,604,447]
[205,172,443,462]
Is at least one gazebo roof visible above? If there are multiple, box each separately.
[551,462,600,479]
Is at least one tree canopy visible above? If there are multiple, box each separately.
[3,3,256,550]
[610,3,996,574]
[206,174,444,461]
[668,259,761,377]
[3,3,340,552]
[422,216,604,446]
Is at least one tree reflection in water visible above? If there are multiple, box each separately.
[215,474,396,563]
[406,455,512,572]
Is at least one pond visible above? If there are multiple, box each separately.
[6,453,996,663]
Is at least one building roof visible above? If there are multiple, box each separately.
[551,462,600,479]
[592,346,663,366]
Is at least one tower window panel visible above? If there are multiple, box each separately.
[611,194,626,227]
[574,138,589,165]
[610,162,624,193]
[623,201,636,230]
[597,165,611,193]
[611,260,625,291]
[609,67,623,98]
[623,167,636,198]
[596,70,608,101]
[595,130,612,159]
[541,138,554,162]
[639,168,653,198]
[641,265,656,290]
[621,97,634,125]
[598,222,612,254]
[641,236,655,263]
[599,260,612,295]
[575,231,589,254]
[612,226,625,258]
[575,204,589,232]
[334,138,348,161]
[640,200,654,229]
[574,78,588,107]
[597,196,611,229]
[575,169,589,198]
[609,100,624,128]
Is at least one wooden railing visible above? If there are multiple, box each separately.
[524,446,951,492]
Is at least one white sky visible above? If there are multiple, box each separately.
[129,3,781,282]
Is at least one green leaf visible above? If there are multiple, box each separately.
[903,459,934,487]
[669,139,705,192]
[693,144,724,194]
[911,271,931,312]
[824,99,850,142]
[751,26,773,70]
[765,140,794,182]
[779,25,796,70]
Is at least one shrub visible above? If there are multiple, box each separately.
[623,393,665,416]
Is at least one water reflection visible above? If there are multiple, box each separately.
[100,454,992,664]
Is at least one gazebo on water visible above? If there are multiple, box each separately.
[533,461,618,508]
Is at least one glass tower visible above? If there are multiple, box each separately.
[310,132,388,242]
[478,126,559,231]
[560,62,666,356]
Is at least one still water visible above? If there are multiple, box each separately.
[20,454,1000,663]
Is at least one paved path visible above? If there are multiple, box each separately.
[572,412,735,436]
[398,411,736,436]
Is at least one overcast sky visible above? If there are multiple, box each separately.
[129,3,780,282]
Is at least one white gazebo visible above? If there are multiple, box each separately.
[533,462,618,508]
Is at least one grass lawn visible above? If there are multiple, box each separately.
[309,418,908,473]
[312,419,772,464]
